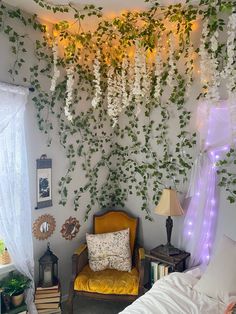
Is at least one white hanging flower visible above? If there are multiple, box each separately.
[133,41,143,99]
[224,13,236,98]
[199,19,220,101]
[142,59,151,99]
[50,38,60,92]
[65,64,74,122]
[208,30,220,101]
[166,33,176,87]
[91,50,102,109]
[154,53,162,100]
[185,44,194,96]
[199,19,210,85]
[107,67,123,127]
[127,60,135,104]
[132,41,150,115]
[121,57,129,109]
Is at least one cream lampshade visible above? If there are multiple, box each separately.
[154,188,184,255]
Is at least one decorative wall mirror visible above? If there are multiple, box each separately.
[33,214,56,240]
[60,217,80,240]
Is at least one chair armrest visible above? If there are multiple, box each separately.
[134,246,145,295]
[71,243,88,280]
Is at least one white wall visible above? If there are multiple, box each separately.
[0,15,97,297]
[0,4,236,299]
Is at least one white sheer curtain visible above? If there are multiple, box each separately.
[0,82,37,313]
[181,99,236,268]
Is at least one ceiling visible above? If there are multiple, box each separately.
[4,0,189,24]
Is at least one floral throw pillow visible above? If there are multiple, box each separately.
[86,228,132,272]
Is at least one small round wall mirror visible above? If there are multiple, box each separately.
[60,217,80,240]
[40,222,50,233]
[33,214,56,240]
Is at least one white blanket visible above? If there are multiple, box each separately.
[119,272,226,314]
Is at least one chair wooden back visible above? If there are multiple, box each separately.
[93,210,138,256]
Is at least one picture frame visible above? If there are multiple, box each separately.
[36,155,52,209]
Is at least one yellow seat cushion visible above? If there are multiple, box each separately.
[74,265,139,295]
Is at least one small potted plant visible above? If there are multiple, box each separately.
[0,272,31,307]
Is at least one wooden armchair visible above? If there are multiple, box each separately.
[68,210,145,313]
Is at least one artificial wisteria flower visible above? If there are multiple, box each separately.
[107,67,123,127]
[166,33,176,87]
[154,52,162,100]
[65,64,74,122]
[91,50,102,109]
[142,63,151,101]
[50,38,60,92]
[132,41,150,115]
[133,41,144,99]
[121,57,129,109]
[199,19,210,85]
[199,19,220,100]
[185,44,194,96]
[224,13,236,98]
[208,30,220,101]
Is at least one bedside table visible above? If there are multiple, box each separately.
[145,245,190,288]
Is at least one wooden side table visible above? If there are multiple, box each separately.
[145,245,190,288]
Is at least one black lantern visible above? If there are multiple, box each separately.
[39,243,58,288]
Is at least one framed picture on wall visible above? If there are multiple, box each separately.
[36,155,52,209]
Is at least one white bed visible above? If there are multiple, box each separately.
[119,271,226,314]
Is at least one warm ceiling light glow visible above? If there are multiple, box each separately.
[192,21,199,31]
[53,29,59,37]
[106,12,117,19]
[76,42,83,49]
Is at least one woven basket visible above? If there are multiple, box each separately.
[0,248,11,265]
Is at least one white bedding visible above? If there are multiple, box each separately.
[119,272,226,314]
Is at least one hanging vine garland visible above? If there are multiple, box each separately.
[0,0,236,222]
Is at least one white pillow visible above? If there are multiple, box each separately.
[194,235,236,303]
[86,228,132,272]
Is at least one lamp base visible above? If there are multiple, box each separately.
[156,243,180,256]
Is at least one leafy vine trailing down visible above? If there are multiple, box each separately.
[0,0,236,221]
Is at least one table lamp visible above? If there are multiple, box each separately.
[154,188,184,256]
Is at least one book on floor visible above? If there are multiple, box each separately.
[35,296,60,304]
[36,302,60,310]
[37,309,61,314]
[37,284,59,291]
[35,291,60,298]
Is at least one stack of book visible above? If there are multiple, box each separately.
[35,284,61,314]
[150,261,174,286]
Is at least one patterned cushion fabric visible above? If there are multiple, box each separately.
[94,211,138,255]
[74,265,139,295]
[86,228,132,272]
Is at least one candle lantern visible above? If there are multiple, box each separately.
[39,243,58,288]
